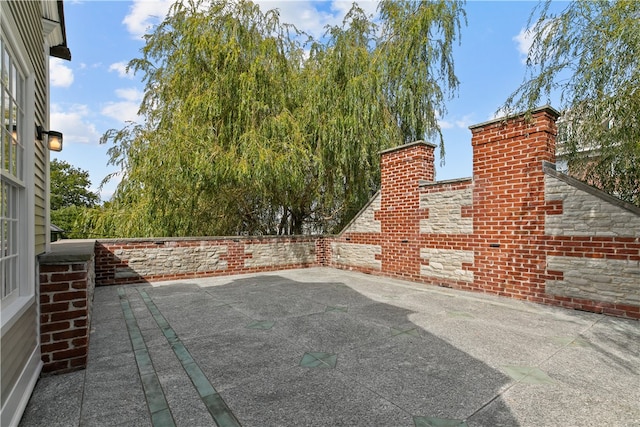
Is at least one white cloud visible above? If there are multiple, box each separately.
[454,115,473,129]
[256,1,379,39]
[331,1,379,21]
[123,0,173,39]
[122,1,380,41]
[439,120,454,130]
[513,27,535,64]
[109,61,135,79]
[101,87,143,123]
[514,19,558,65]
[438,114,473,130]
[115,87,144,102]
[50,104,101,145]
[50,57,74,88]
[257,2,337,38]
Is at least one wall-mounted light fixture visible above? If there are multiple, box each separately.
[36,125,63,152]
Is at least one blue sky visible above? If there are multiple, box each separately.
[50,0,564,201]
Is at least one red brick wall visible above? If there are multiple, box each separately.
[39,259,95,373]
[335,107,639,319]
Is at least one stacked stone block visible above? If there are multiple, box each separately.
[418,179,475,288]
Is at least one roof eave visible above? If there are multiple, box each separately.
[43,0,71,61]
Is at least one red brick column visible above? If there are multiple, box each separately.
[39,241,96,374]
[376,141,436,279]
[469,106,559,299]
[315,236,332,266]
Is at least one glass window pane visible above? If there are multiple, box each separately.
[0,34,25,302]
[10,63,16,98]
[2,127,7,172]
[2,48,8,91]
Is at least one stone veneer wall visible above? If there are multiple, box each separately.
[95,236,330,286]
[542,169,640,309]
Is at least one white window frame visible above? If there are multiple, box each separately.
[0,5,36,334]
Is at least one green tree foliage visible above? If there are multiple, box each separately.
[51,205,96,239]
[51,159,99,210]
[96,0,465,237]
[505,0,640,206]
[50,159,100,237]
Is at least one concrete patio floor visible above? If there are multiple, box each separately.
[19,267,640,427]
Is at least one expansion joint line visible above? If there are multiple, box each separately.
[137,289,242,427]
[118,287,177,427]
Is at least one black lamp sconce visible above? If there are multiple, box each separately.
[36,125,63,152]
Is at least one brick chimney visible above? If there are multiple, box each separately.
[469,106,560,297]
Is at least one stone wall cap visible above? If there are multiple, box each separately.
[419,177,473,187]
[39,239,96,264]
[96,235,331,244]
[379,140,437,156]
[469,105,561,130]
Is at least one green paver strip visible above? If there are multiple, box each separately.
[502,365,555,384]
[413,416,468,427]
[138,289,241,427]
[117,288,176,427]
[246,320,275,330]
[391,326,420,337]
[300,352,338,368]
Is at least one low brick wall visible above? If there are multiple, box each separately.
[95,236,332,286]
[39,240,96,374]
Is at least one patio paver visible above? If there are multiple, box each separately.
[19,267,640,426]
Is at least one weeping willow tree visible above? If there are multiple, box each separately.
[94,0,465,237]
[504,0,640,206]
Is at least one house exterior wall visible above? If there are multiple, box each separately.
[1,2,46,425]
[0,306,38,410]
